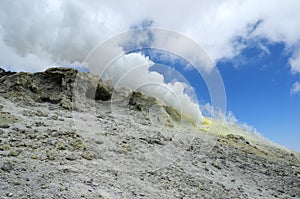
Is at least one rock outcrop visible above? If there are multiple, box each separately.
[0,67,113,110]
[0,68,16,78]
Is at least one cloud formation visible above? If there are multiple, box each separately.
[289,50,300,74]
[1,0,300,72]
[291,82,300,95]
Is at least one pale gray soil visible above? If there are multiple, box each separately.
[0,68,299,198]
[0,96,299,199]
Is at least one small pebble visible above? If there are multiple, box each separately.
[46,151,55,160]
[51,115,58,120]
[66,154,78,161]
[81,151,95,160]
[8,149,22,157]
[41,184,49,189]
[0,144,10,151]
[13,181,21,186]
[55,142,66,150]
[31,155,40,160]
[72,140,86,151]
[1,162,14,172]
[95,140,104,145]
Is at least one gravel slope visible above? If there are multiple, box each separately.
[0,95,299,199]
[0,68,299,198]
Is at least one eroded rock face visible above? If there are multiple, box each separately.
[0,67,113,110]
[129,91,160,111]
[0,68,16,78]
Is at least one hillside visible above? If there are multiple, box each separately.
[0,67,299,198]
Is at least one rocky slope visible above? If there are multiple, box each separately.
[0,67,299,199]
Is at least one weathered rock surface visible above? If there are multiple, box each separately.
[0,67,113,110]
[0,68,16,78]
[0,67,299,199]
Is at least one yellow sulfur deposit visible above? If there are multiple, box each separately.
[201,118,212,126]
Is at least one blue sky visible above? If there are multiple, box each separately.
[218,42,300,151]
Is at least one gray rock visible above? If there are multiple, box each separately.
[81,151,96,160]
[65,153,78,161]
[0,67,114,110]
[1,161,14,172]
[8,149,22,157]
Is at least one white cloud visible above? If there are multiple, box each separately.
[291,82,300,95]
[201,103,226,121]
[1,0,300,71]
[239,122,259,135]
[258,42,271,56]
[0,0,127,71]
[289,51,300,74]
[226,111,238,124]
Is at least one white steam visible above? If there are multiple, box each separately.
[87,46,204,124]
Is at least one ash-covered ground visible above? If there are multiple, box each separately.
[0,68,299,199]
